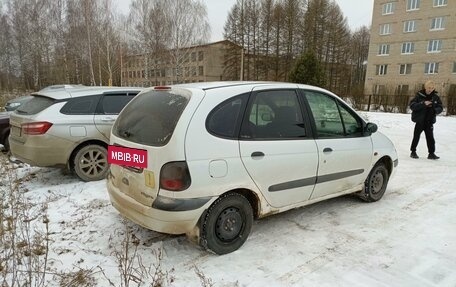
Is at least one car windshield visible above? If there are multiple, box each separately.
[113,89,189,146]
[15,95,55,115]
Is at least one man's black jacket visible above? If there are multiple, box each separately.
[410,90,443,124]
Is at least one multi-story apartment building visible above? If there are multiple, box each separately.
[121,40,242,87]
[365,0,456,98]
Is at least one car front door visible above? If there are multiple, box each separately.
[239,88,318,208]
[302,90,373,200]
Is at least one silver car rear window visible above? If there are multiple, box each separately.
[113,90,189,146]
[15,96,55,115]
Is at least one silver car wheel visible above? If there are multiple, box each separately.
[74,145,108,181]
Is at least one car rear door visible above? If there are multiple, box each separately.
[302,90,373,200]
[94,92,138,140]
[239,87,318,208]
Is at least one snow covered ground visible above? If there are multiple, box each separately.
[1,111,455,286]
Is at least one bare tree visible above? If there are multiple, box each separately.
[165,0,210,83]
[281,0,306,81]
[0,11,16,90]
[350,26,370,88]
[82,0,97,85]
[98,0,120,86]
[302,0,352,93]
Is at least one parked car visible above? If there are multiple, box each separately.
[1,95,33,152]
[9,86,142,181]
[106,81,398,255]
[5,95,33,112]
[0,112,11,152]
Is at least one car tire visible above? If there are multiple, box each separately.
[73,144,109,182]
[3,132,9,152]
[358,162,389,202]
[200,193,253,255]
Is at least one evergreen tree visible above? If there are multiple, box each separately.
[289,51,325,87]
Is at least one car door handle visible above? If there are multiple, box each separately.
[101,117,115,122]
[323,147,333,153]
[251,151,265,158]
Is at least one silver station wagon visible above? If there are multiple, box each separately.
[9,86,142,181]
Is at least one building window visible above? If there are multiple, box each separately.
[396,85,410,95]
[425,62,439,74]
[427,40,442,53]
[406,0,420,10]
[376,65,388,75]
[198,51,204,61]
[198,66,204,76]
[403,20,417,33]
[382,2,395,15]
[453,62,456,73]
[399,64,412,75]
[191,52,196,62]
[430,17,445,30]
[380,23,392,35]
[378,44,390,55]
[401,42,415,54]
[433,0,447,7]
[373,85,386,95]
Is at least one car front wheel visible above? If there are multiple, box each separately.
[73,144,109,182]
[359,162,389,202]
[200,193,253,255]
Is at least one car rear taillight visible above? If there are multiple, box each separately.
[22,121,53,135]
[160,161,191,191]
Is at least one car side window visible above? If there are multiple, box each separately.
[206,93,248,138]
[60,95,101,115]
[304,91,362,138]
[339,106,363,136]
[100,94,136,114]
[241,90,306,139]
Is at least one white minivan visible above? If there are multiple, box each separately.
[107,82,398,254]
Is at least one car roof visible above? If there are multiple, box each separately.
[38,84,86,92]
[168,81,331,95]
[31,86,143,100]
[171,81,283,91]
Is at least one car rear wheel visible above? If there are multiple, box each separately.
[358,162,389,202]
[200,193,253,255]
[73,145,108,181]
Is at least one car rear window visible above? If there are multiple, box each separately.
[113,90,189,146]
[15,96,55,115]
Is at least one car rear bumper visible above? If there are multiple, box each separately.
[9,135,72,167]
[106,175,214,235]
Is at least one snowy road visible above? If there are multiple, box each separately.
[2,112,455,286]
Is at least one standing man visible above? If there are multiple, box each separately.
[410,80,443,159]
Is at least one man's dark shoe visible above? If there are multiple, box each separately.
[410,152,419,159]
[427,153,440,160]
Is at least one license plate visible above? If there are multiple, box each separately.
[11,126,21,137]
[108,145,148,169]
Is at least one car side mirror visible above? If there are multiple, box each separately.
[365,122,378,135]
[261,113,272,122]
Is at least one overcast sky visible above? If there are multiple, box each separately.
[115,0,374,42]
